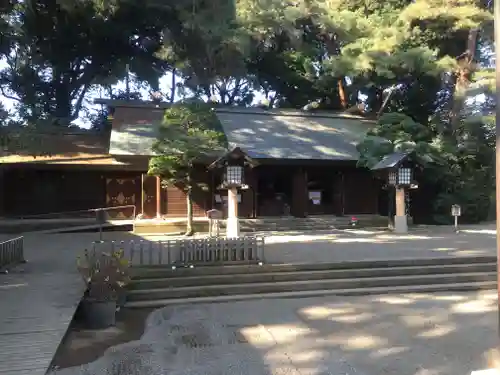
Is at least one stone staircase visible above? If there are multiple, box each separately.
[125,256,497,308]
[234,214,387,232]
[132,214,388,235]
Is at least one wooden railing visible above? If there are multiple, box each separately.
[0,237,24,269]
[92,237,266,267]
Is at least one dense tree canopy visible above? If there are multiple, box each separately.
[0,0,495,222]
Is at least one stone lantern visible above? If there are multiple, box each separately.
[208,147,258,237]
[372,152,418,233]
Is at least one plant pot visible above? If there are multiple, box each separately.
[81,298,117,329]
[116,291,127,310]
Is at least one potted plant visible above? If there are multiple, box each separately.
[112,249,131,310]
[76,248,130,329]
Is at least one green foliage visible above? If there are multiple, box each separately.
[1,0,495,223]
[357,113,441,169]
[148,101,226,188]
[76,248,130,302]
[357,113,494,223]
[148,101,226,235]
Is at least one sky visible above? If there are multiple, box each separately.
[0,57,179,128]
[0,57,485,128]
[0,61,269,128]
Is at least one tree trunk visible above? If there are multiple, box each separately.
[170,68,176,103]
[185,187,194,236]
[338,79,347,109]
[449,28,479,136]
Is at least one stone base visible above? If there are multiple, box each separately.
[394,215,408,233]
[471,370,500,375]
[226,217,240,238]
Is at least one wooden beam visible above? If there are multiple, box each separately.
[141,174,145,216]
[156,176,161,218]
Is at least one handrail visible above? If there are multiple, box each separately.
[9,205,137,220]
[94,205,137,220]
[0,236,23,245]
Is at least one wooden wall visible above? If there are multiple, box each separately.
[251,165,381,218]
[343,169,380,215]
[2,168,109,217]
[139,166,210,218]
[0,163,382,219]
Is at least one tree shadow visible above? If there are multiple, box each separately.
[216,108,373,160]
[15,230,495,375]
[262,229,496,264]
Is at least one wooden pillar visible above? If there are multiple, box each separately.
[252,168,259,218]
[141,173,157,219]
[291,167,308,218]
[156,176,161,218]
[240,167,256,218]
[0,168,4,218]
[208,170,215,211]
[388,186,395,229]
[333,172,345,216]
[141,174,145,216]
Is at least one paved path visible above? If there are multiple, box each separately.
[50,290,498,375]
[0,234,85,375]
[0,226,495,374]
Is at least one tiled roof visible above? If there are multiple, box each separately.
[108,107,374,161]
[0,132,122,165]
[1,106,375,164]
[216,108,374,160]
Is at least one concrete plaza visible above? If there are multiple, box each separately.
[1,225,498,375]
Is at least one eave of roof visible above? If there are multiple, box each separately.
[371,152,412,171]
[0,131,116,165]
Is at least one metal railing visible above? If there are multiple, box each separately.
[9,205,137,221]
[92,236,265,267]
[0,237,24,269]
[94,205,137,221]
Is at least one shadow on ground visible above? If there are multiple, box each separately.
[48,290,497,375]
[262,228,496,263]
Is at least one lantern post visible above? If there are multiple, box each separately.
[371,152,418,234]
[208,147,257,238]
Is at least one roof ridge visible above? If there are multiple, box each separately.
[214,108,372,121]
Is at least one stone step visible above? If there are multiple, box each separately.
[130,256,497,279]
[128,263,497,290]
[133,215,387,235]
[126,271,497,302]
[125,280,497,308]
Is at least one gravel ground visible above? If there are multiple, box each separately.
[48,290,498,375]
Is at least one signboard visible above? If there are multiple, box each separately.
[206,209,223,220]
[220,194,241,203]
[451,204,461,217]
[308,191,321,205]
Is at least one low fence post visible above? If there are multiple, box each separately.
[0,236,25,270]
[89,236,265,267]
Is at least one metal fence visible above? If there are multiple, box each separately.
[92,236,265,267]
[0,237,24,269]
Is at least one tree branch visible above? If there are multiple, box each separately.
[0,85,21,102]
[70,83,91,121]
